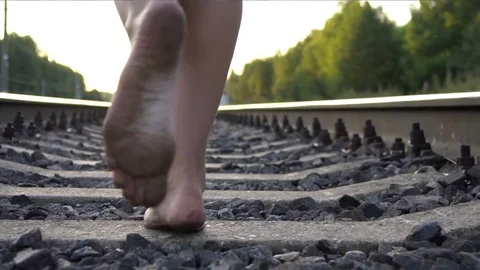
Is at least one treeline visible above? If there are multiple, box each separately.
[0,33,112,101]
[226,0,480,104]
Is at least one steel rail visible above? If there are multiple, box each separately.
[0,92,109,124]
[216,92,480,159]
[2,91,480,158]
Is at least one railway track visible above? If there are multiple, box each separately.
[0,92,480,270]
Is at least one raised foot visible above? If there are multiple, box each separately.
[103,1,186,207]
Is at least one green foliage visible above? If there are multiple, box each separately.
[226,0,480,104]
[0,33,112,101]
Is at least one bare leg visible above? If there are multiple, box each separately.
[107,0,242,231]
[104,0,186,206]
[144,0,243,231]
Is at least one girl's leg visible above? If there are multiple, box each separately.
[144,0,243,231]
[106,0,242,231]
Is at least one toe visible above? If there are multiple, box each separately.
[112,170,125,188]
[144,207,169,229]
[121,174,139,205]
[115,172,167,207]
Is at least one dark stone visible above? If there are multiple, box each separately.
[403,195,447,213]
[289,197,316,211]
[218,208,235,220]
[161,240,190,255]
[155,257,187,269]
[338,194,361,209]
[443,168,467,186]
[135,249,164,264]
[388,184,422,197]
[177,249,197,268]
[358,202,384,219]
[11,228,42,249]
[392,253,422,269]
[9,195,32,207]
[30,151,47,162]
[316,239,339,254]
[419,259,437,269]
[296,257,331,270]
[299,173,330,190]
[64,240,104,258]
[377,243,394,254]
[415,166,437,174]
[245,245,273,264]
[369,262,395,270]
[125,234,154,252]
[208,251,245,270]
[330,258,368,269]
[266,215,281,221]
[0,244,13,263]
[405,240,437,250]
[392,198,411,212]
[197,250,222,268]
[434,257,462,270]
[13,249,57,270]
[103,249,126,264]
[226,198,245,209]
[406,221,442,242]
[428,185,446,197]
[442,239,477,253]
[24,208,48,220]
[70,246,102,261]
[245,261,269,270]
[454,252,480,269]
[78,256,104,267]
[338,209,363,221]
[367,252,392,264]
[470,185,480,196]
[351,169,367,182]
[267,203,288,215]
[301,244,320,257]
[420,248,454,260]
[343,250,367,262]
[451,193,474,205]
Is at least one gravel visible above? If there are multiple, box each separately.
[0,198,144,221]
[0,151,450,192]
[0,142,102,165]
[0,222,479,269]
[1,162,479,222]
[0,148,105,171]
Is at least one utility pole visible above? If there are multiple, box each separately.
[1,0,8,92]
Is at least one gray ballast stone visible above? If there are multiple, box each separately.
[0,200,479,254]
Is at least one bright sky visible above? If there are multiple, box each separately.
[0,1,419,93]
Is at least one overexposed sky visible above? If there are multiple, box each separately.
[0,1,419,93]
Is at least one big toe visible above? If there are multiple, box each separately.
[144,207,169,229]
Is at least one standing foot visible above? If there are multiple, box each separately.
[103,1,186,207]
[143,169,206,232]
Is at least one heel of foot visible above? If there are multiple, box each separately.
[132,1,186,71]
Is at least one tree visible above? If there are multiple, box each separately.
[225,0,480,104]
[0,33,112,101]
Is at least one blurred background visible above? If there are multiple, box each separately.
[0,1,478,105]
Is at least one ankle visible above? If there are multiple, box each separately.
[167,168,206,193]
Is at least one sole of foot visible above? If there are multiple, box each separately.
[103,1,186,207]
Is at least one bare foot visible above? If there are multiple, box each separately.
[143,169,206,232]
[103,1,186,207]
